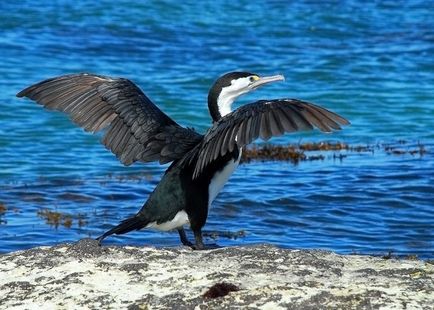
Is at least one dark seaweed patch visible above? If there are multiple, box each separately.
[203,282,240,299]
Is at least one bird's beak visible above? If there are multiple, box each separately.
[249,74,285,90]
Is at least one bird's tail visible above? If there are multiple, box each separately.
[96,215,148,244]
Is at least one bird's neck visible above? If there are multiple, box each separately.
[208,92,235,123]
[217,93,235,118]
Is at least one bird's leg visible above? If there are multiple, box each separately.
[192,229,206,250]
[177,228,193,247]
[96,234,107,246]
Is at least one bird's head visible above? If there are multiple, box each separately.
[208,71,285,122]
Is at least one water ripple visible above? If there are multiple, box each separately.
[1,1,433,257]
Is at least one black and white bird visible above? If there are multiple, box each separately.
[17,71,349,249]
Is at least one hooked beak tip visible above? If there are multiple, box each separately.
[250,74,285,90]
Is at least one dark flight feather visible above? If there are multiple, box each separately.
[17,73,203,166]
[190,99,349,178]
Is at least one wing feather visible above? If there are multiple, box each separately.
[299,105,330,132]
[82,104,112,129]
[275,107,293,132]
[192,99,349,178]
[213,125,228,160]
[113,123,130,154]
[228,121,242,152]
[278,106,297,131]
[269,109,284,136]
[17,73,203,165]
[220,123,233,156]
[249,114,261,142]
[239,115,252,146]
[304,104,342,130]
[259,112,272,140]
[285,104,314,131]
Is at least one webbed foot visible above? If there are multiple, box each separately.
[191,243,221,250]
[178,228,193,247]
[190,229,221,250]
[95,235,105,246]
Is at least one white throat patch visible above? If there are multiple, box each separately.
[216,77,251,117]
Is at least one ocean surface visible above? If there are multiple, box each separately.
[1,1,433,258]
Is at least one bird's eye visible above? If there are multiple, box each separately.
[249,76,258,82]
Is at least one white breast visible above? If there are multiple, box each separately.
[208,149,242,206]
[146,210,189,231]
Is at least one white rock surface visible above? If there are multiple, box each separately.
[0,239,433,309]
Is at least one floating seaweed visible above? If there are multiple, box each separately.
[242,141,427,164]
[0,202,7,224]
[384,142,427,156]
[0,202,6,214]
[298,141,349,151]
[37,208,87,229]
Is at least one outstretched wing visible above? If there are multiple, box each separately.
[17,73,203,165]
[191,99,349,178]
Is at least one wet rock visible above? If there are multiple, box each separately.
[0,241,433,309]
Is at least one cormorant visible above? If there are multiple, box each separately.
[17,71,349,249]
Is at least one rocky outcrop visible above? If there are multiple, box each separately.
[1,239,433,309]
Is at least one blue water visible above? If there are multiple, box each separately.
[1,1,433,257]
